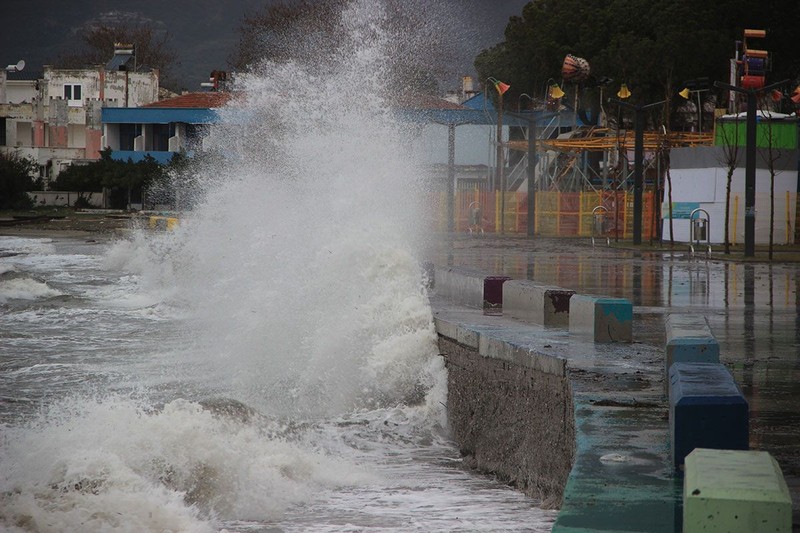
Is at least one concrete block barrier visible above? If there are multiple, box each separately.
[665,314,719,378]
[684,448,791,532]
[148,215,179,231]
[434,267,510,315]
[503,280,574,327]
[669,362,749,469]
[568,294,632,342]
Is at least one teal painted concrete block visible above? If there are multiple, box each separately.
[665,314,719,378]
[569,295,632,343]
[684,448,792,533]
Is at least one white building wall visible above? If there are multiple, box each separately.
[663,166,797,244]
[103,123,120,151]
[1,65,158,184]
[412,123,503,166]
[6,81,38,104]
[42,67,159,109]
[15,121,32,147]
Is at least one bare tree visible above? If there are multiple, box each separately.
[757,96,782,260]
[57,15,177,87]
[716,115,741,254]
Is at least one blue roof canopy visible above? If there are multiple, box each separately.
[102,107,221,125]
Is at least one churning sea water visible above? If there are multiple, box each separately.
[0,234,555,532]
[1,2,555,531]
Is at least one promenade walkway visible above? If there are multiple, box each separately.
[426,235,800,531]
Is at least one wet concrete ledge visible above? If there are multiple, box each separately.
[432,300,681,531]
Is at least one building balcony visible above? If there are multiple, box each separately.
[110,150,174,164]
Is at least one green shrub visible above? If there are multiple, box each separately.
[0,152,38,210]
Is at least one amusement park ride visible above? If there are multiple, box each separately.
[500,28,796,249]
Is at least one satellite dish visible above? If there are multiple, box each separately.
[5,60,25,72]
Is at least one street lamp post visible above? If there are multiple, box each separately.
[487,78,510,232]
[508,103,562,239]
[517,93,536,237]
[714,79,788,257]
[610,98,666,245]
[447,123,455,233]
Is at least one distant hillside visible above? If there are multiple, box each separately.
[3,0,528,92]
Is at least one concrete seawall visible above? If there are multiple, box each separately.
[436,316,575,508]
[432,299,679,531]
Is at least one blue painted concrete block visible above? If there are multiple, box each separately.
[669,363,749,470]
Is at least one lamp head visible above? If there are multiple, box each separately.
[549,84,565,99]
[617,83,631,99]
[494,80,511,95]
[678,88,691,99]
[791,86,800,104]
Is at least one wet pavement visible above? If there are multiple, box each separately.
[425,235,800,530]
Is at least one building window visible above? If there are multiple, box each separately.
[152,123,170,151]
[119,123,141,151]
[64,84,82,107]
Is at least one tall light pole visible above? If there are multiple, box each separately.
[610,97,666,245]
[714,79,788,257]
[447,123,455,233]
[517,93,537,237]
[488,78,510,232]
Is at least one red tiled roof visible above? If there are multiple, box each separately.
[144,91,465,111]
[144,91,233,109]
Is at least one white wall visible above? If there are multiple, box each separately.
[411,123,503,166]
[662,166,797,244]
[27,191,104,207]
[6,81,38,104]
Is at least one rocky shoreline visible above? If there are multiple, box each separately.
[0,212,137,239]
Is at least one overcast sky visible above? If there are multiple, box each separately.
[3,0,528,92]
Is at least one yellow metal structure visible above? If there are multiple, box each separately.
[148,216,179,231]
[507,129,713,153]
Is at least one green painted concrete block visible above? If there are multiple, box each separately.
[684,448,791,532]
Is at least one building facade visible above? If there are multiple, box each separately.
[101,91,230,164]
[0,56,159,184]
